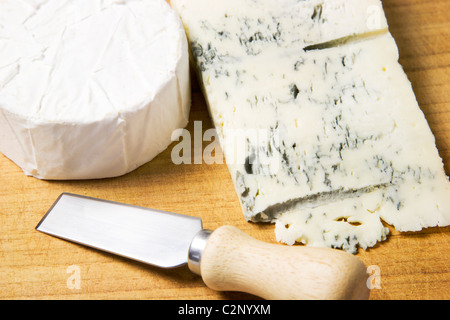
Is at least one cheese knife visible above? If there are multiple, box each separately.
[36,192,370,300]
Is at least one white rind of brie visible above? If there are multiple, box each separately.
[0,0,190,179]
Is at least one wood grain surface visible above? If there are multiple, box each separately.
[0,0,449,300]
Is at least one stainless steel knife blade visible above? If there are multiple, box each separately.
[36,193,203,268]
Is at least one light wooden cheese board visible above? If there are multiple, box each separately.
[0,0,449,300]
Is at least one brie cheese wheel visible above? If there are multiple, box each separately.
[0,0,190,179]
[172,0,450,253]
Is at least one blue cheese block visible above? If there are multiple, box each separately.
[172,0,450,252]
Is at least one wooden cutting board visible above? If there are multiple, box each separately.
[0,0,449,300]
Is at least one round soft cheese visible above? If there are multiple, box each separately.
[0,0,190,179]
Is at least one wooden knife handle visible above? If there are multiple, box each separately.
[199,225,370,300]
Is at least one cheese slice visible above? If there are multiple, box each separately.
[172,0,450,252]
[0,0,190,179]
